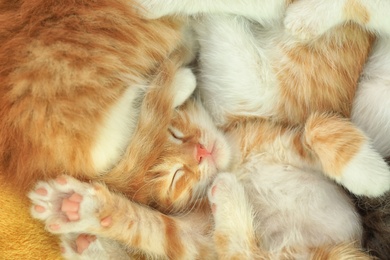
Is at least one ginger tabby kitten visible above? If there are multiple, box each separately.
[30,95,384,259]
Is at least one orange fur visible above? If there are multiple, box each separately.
[309,243,372,260]
[0,0,187,191]
[275,23,374,125]
[344,0,370,25]
[304,113,365,177]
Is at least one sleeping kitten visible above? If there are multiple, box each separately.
[28,0,390,258]
[0,0,195,191]
[138,1,390,258]
[29,96,381,259]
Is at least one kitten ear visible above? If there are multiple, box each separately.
[171,68,196,108]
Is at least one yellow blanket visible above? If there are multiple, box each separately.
[0,175,61,260]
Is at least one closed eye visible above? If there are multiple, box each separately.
[168,127,185,143]
[170,168,184,191]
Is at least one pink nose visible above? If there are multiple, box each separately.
[196,144,211,163]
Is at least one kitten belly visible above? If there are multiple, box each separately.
[238,161,362,251]
[352,37,390,158]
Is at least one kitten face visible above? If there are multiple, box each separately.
[144,98,231,213]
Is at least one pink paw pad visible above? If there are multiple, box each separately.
[35,188,48,196]
[34,205,46,213]
[211,184,218,196]
[49,223,61,231]
[76,234,97,254]
[100,216,112,227]
[62,193,83,221]
[55,176,68,185]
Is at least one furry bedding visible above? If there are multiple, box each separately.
[0,175,61,260]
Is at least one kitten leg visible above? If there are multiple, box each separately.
[303,113,390,197]
[171,67,197,108]
[29,175,213,259]
[137,0,287,23]
[208,173,266,259]
[285,0,390,40]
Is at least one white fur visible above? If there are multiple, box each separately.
[194,15,282,127]
[334,140,390,197]
[209,173,258,258]
[352,38,390,158]
[242,163,362,257]
[91,85,143,173]
[171,67,197,108]
[284,0,346,40]
[284,0,390,40]
[139,0,287,24]
[202,142,362,258]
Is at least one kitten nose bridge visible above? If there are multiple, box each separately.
[196,143,211,163]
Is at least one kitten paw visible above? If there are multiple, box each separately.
[208,173,252,225]
[60,234,127,260]
[208,172,257,251]
[28,175,108,234]
[336,142,390,197]
[172,68,196,108]
[208,173,239,213]
[60,234,96,259]
[284,0,342,40]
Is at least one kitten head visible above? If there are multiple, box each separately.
[134,97,231,214]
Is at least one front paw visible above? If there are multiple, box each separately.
[28,175,109,234]
[208,173,249,218]
[208,173,256,241]
[171,68,196,108]
[208,173,238,211]
[335,142,390,197]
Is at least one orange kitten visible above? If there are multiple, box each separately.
[0,0,197,192]
[30,97,375,259]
